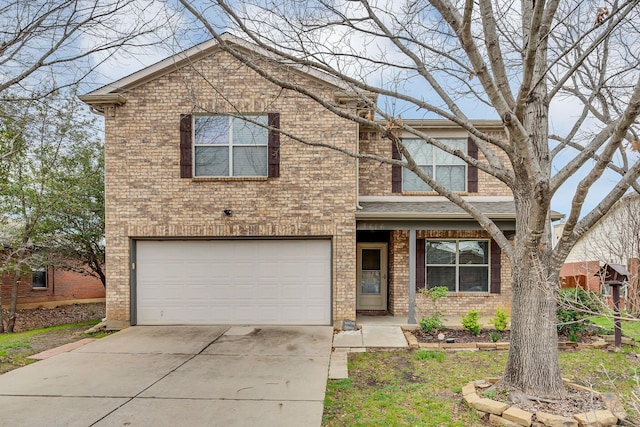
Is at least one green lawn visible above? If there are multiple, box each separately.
[322,348,640,426]
[589,316,640,342]
[0,320,104,373]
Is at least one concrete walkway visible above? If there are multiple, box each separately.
[0,325,333,427]
[330,324,408,380]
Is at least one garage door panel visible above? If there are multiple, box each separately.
[136,240,331,325]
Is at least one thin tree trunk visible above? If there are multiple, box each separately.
[7,271,20,333]
[0,281,4,333]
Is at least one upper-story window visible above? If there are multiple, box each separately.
[194,114,268,177]
[402,139,467,191]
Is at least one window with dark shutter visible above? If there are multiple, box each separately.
[268,113,280,178]
[416,238,426,290]
[391,141,402,193]
[490,240,501,294]
[467,137,478,193]
[180,114,192,178]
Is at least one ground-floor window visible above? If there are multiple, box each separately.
[426,240,489,292]
[32,267,47,288]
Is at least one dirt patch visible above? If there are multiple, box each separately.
[2,303,105,333]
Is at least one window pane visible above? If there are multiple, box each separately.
[233,146,267,176]
[459,241,489,264]
[194,116,229,145]
[361,271,381,294]
[427,267,455,292]
[435,165,465,191]
[459,266,488,292]
[195,146,229,176]
[402,166,433,191]
[403,139,432,163]
[32,268,47,288]
[362,249,381,270]
[426,241,456,264]
[232,116,268,145]
[434,139,466,164]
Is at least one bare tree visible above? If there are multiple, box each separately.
[173,0,640,399]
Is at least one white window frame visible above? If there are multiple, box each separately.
[402,139,468,192]
[425,239,490,293]
[193,114,268,177]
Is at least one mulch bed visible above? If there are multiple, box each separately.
[412,328,602,344]
[1,303,105,333]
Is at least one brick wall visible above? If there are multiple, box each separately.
[358,128,512,196]
[388,229,512,318]
[102,50,359,327]
[0,268,105,306]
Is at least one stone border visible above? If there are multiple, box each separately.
[462,378,625,427]
[405,331,631,352]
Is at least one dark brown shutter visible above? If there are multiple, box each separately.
[467,137,478,193]
[416,238,426,290]
[490,239,501,294]
[268,113,280,178]
[391,141,402,193]
[180,114,192,178]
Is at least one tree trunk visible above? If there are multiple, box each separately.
[0,281,4,333]
[7,271,20,333]
[501,253,565,399]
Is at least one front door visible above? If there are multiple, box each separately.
[356,243,388,310]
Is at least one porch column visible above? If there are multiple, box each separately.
[408,229,416,324]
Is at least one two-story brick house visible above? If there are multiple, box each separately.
[81,34,528,329]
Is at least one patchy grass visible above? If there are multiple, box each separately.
[590,316,640,342]
[0,320,102,374]
[322,348,640,426]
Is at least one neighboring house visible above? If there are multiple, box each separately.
[0,264,105,307]
[558,194,640,311]
[80,34,559,328]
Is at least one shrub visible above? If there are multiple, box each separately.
[489,307,509,332]
[462,309,482,336]
[420,316,445,334]
[489,331,500,342]
[557,288,605,336]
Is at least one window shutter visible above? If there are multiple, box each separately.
[268,113,280,178]
[416,238,426,290]
[490,240,501,294]
[180,114,192,178]
[467,137,478,193]
[391,141,402,193]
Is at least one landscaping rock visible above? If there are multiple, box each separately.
[472,398,510,415]
[404,331,419,350]
[536,411,578,427]
[490,414,523,426]
[464,392,481,406]
[475,379,491,389]
[601,392,626,421]
[462,382,476,397]
[502,406,532,426]
[573,409,617,427]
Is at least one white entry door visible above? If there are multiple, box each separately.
[135,239,332,325]
[356,243,388,310]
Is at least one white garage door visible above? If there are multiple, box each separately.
[135,239,332,325]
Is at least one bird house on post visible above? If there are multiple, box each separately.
[595,263,630,349]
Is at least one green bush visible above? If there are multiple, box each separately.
[420,316,445,334]
[557,288,604,336]
[489,307,509,332]
[462,309,482,336]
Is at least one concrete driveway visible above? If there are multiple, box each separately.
[0,325,333,427]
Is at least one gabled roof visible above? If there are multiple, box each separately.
[80,33,362,100]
